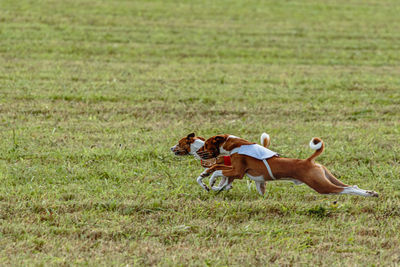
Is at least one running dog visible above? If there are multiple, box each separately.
[196,134,379,197]
[170,133,271,191]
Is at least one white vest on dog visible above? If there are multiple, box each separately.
[230,144,277,160]
[230,144,278,179]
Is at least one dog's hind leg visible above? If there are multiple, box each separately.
[255,182,266,196]
[298,166,346,195]
[320,166,378,196]
[340,185,379,197]
[321,166,349,187]
[300,166,379,197]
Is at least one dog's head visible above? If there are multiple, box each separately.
[197,134,228,160]
[170,133,205,157]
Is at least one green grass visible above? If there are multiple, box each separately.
[1,0,400,265]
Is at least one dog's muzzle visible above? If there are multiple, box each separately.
[170,145,188,156]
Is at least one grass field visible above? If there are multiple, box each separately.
[1,0,400,265]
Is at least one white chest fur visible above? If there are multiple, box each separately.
[190,139,205,159]
[219,145,230,155]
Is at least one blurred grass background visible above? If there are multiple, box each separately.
[0,0,399,265]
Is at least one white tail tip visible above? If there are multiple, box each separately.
[309,138,322,150]
[260,133,270,147]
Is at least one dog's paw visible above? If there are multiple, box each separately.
[201,171,210,177]
[210,180,216,187]
[367,190,379,197]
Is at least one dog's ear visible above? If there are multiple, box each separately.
[187,133,195,139]
[214,135,225,144]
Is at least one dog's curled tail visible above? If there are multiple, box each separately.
[260,133,271,148]
[306,137,324,162]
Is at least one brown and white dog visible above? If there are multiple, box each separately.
[170,133,271,192]
[197,134,379,197]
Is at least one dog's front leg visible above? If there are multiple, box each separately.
[209,170,228,190]
[196,168,211,191]
[197,164,233,192]
[215,168,246,194]
[216,177,235,194]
